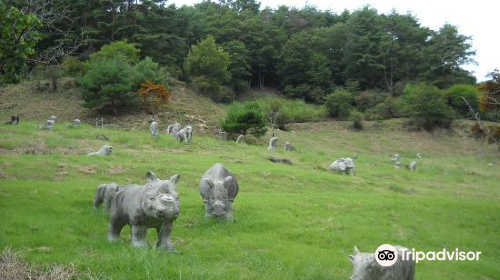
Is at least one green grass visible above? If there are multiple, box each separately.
[0,119,499,280]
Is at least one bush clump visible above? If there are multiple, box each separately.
[400,83,455,130]
[325,89,353,119]
[220,102,268,138]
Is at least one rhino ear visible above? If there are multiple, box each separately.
[349,255,355,264]
[223,176,233,189]
[170,174,180,184]
[354,245,361,254]
[146,171,157,182]
[204,178,214,189]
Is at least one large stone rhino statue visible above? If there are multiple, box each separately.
[94,171,181,251]
[199,163,239,220]
[349,245,415,280]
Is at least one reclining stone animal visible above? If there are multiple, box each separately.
[349,245,415,280]
[167,122,181,135]
[93,182,121,211]
[406,161,417,171]
[284,142,296,151]
[150,121,159,137]
[199,163,239,221]
[329,157,356,175]
[5,115,20,125]
[175,125,192,143]
[268,157,293,165]
[268,137,279,152]
[87,145,113,156]
[95,171,181,251]
[236,135,245,143]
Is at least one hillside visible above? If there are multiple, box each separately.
[0,78,225,134]
[0,113,499,279]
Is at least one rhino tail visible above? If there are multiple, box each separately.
[93,184,107,209]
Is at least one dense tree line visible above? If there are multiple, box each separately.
[7,0,476,101]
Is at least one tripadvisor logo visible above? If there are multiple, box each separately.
[375,244,482,266]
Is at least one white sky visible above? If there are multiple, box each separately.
[170,0,499,82]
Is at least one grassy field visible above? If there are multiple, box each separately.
[0,118,499,280]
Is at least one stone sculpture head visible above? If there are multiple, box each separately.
[144,171,181,221]
[101,145,113,155]
[202,177,234,217]
[349,246,378,280]
[392,154,400,162]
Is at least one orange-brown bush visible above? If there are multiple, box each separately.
[136,82,172,115]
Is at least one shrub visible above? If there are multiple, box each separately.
[325,89,353,119]
[353,90,390,112]
[79,58,135,115]
[44,66,63,92]
[220,102,268,138]
[365,97,400,119]
[444,84,480,118]
[131,57,166,90]
[62,56,86,76]
[89,40,140,63]
[349,110,364,130]
[136,82,172,115]
[400,83,455,130]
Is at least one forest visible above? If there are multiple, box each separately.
[3,0,500,131]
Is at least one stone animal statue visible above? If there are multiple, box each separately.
[406,161,417,171]
[95,117,104,127]
[150,121,159,137]
[93,182,121,211]
[268,157,292,165]
[49,115,57,121]
[394,161,402,169]
[268,136,279,152]
[284,142,296,151]
[392,154,400,162]
[95,171,181,251]
[329,157,356,175]
[416,153,422,159]
[218,129,228,141]
[68,118,81,128]
[236,135,245,143]
[167,122,181,135]
[349,245,415,280]
[175,125,193,143]
[87,145,113,156]
[5,115,20,125]
[199,163,239,220]
[39,117,56,130]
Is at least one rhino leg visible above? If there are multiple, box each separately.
[156,222,176,252]
[131,224,148,248]
[107,219,124,242]
[204,202,212,218]
[225,202,234,221]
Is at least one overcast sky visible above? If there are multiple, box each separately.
[170,0,499,82]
